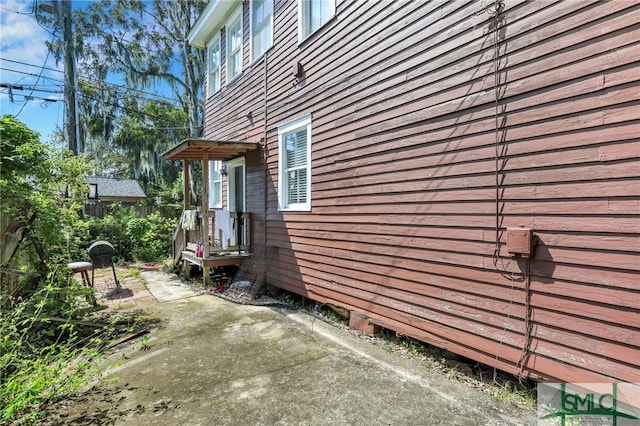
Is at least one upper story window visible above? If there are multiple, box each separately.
[226,7,243,83]
[278,115,312,211]
[299,0,335,41]
[207,33,221,96]
[250,0,273,61]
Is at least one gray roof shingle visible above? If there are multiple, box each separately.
[86,177,146,200]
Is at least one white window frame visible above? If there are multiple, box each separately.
[226,6,243,83]
[278,115,312,212]
[207,33,221,96]
[250,0,273,62]
[209,160,223,209]
[298,0,335,42]
[226,157,246,212]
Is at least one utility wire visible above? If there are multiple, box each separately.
[1,66,180,107]
[0,57,183,106]
[2,80,189,128]
[14,39,53,118]
[0,57,63,74]
[0,67,63,84]
[0,91,60,103]
[0,3,34,15]
[0,83,62,94]
[2,90,196,133]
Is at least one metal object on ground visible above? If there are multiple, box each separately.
[88,240,120,288]
[224,245,277,303]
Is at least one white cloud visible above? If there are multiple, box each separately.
[0,0,53,65]
[0,0,64,138]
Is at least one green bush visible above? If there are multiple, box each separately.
[1,115,91,297]
[85,204,177,263]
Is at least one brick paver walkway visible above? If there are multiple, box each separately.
[88,265,158,312]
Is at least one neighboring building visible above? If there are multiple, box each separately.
[85,177,146,214]
[184,0,640,383]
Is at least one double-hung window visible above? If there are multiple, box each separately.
[250,0,273,61]
[209,161,223,209]
[207,34,221,96]
[226,7,243,83]
[278,115,312,211]
[299,0,335,41]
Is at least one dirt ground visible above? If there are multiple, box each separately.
[39,264,538,425]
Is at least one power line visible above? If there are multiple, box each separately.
[14,38,53,118]
[1,89,196,132]
[0,57,63,74]
[0,83,62,94]
[1,86,181,124]
[0,57,184,107]
[0,67,63,84]
[0,91,60,103]
[0,3,34,15]
[77,92,190,128]
[78,75,183,107]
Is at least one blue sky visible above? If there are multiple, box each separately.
[1,0,190,148]
[0,0,68,145]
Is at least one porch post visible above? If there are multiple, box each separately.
[202,153,211,285]
[182,159,190,279]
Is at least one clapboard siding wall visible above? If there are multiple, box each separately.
[200,0,640,383]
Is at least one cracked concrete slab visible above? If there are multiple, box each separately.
[141,270,200,303]
[41,270,537,425]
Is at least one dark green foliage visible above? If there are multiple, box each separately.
[1,115,91,293]
[0,116,100,424]
[85,204,177,263]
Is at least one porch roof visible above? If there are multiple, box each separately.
[162,138,260,161]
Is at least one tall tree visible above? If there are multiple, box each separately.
[113,101,188,185]
[74,0,207,183]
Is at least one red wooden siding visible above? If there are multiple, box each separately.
[201,0,640,383]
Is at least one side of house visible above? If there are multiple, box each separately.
[190,0,640,383]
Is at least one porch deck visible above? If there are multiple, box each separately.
[181,249,251,268]
[162,138,260,286]
[175,213,251,284]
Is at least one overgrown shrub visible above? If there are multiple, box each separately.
[0,265,99,424]
[1,115,90,299]
[85,204,177,263]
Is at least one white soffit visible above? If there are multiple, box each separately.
[188,0,240,48]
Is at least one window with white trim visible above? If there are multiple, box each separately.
[209,161,223,209]
[278,115,312,211]
[207,33,221,96]
[299,0,335,41]
[226,7,243,83]
[250,0,273,61]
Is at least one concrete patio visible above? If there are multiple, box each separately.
[42,267,537,425]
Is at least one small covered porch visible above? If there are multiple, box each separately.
[162,138,260,285]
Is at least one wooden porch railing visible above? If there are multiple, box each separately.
[172,211,250,267]
[172,222,185,267]
[211,212,250,253]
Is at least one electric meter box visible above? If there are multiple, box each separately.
[506,228,534,258]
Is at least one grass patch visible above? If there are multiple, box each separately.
[376,329,538,409]
[0,272,155,425]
